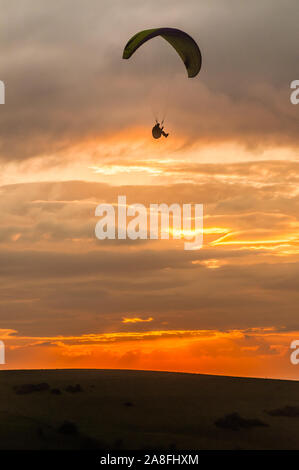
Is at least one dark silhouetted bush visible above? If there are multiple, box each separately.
[215,412,268,431]
[58,421,78,435]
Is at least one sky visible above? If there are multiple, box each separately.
[0,0,298,379]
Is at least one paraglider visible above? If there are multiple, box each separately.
[152,121,169,139]
[122,27,202,139]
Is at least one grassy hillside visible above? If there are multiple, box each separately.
[0,369,299,450]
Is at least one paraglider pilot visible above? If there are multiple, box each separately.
[152,121,169,139]
[123,28,202,141]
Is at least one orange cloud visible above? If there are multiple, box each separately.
[122,317,154,324]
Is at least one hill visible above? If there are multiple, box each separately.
[0,369,298,450]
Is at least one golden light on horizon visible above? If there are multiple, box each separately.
[122,317,154,324]
[2,326,297,380]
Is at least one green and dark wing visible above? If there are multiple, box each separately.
[123,27,202,78]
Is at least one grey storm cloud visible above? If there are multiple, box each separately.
[0,0,298,160]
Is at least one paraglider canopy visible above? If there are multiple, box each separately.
[123,27,202,78]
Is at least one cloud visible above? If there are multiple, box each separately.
[1,0,298,161]
[0,174,298,341]
[122,317,154,324]
[0,2,298,378]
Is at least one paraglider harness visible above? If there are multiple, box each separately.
[152,120,169,139]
